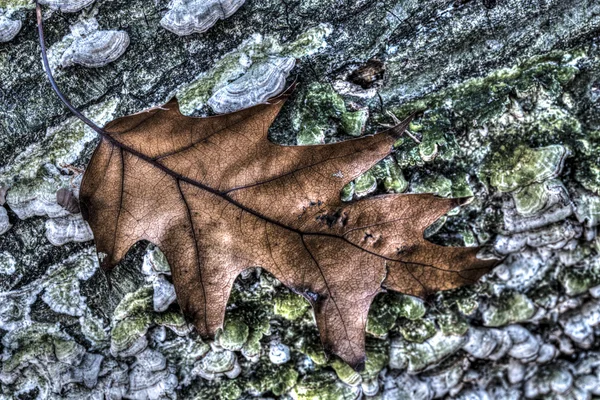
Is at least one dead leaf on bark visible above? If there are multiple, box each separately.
[36,2,496,370]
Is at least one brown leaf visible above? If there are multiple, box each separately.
[78,91,495,369]
[35,2,496,370]
[56,188,81,214]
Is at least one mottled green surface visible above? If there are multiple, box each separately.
[1,0,600,399]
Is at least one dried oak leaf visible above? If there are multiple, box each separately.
[79,91,494,369]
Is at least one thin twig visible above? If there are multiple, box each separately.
[36,1,107,138]
[384,110,421,143]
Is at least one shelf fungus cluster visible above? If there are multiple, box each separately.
[59,19,130,68]
[0,13,21,43]
[160,0,246,36]
[490,145,576,255]
[208,56,296,114]
[38,0,96,13]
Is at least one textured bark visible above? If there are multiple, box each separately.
[1,0,599,399]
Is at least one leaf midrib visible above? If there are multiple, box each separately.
[102,132,487,276]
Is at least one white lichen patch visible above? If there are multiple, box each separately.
[142,246,172,276]
[493,250,549,290]
[6,165,72,220]
[0,252,16,275]
[1,98,118,182]
[151,274,176,312]
[0,206,10,235]
[45,213,93,246]
[0,323,104,397]
[574,191,600,228]
[42,18,129,73]
[269,342,291,365]
[389,331,467,373]
[1,99,118,220]
[494,220,582,255]
[41,249,98,316]
[560,299,600,347]
[126,350,178,399]
[0,248,97,338]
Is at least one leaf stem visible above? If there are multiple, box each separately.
[35,1,108,137]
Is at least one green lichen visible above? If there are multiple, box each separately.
[438,289,480,317]
[331,358,361,386]
[274,293,310,321]
[218,381,243,400]
[575,131,600,194]
[436,312,469,336]
[367,294,430,338]
[293,83,368,145]
[2,324,70,373]
[398,318,437,343]
[393,109,458,167]
[340,181,355,203]
[482,292,536,327]
[80,312,109,346]
[371,156,408,193]
[299,338,328,366]
[560,269,597,297]
[388,52,583,189]
[397,295,427,320]
[53,338,84,363]
[455,295,480,316]
[352,170,377,198]
[154,311,192,335]
[0,98,118,184]
[0,0,32,10]
[218,317,250,351]
[111,314,153,353]
[111,285,196,354]
[482,145,568,193]
[247,364,299,396]
[283,23,333,58]
[291,372,359,400]
[411,172,453,197]
[366,294,398,337]
[340,109,368,137]
[361,346,389,380]
[512,181,552,216]
[461,229,478,247]
[342,156,408,201]
[198,348,238,378]
[113,286,154,321]
[575,192,600,227]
